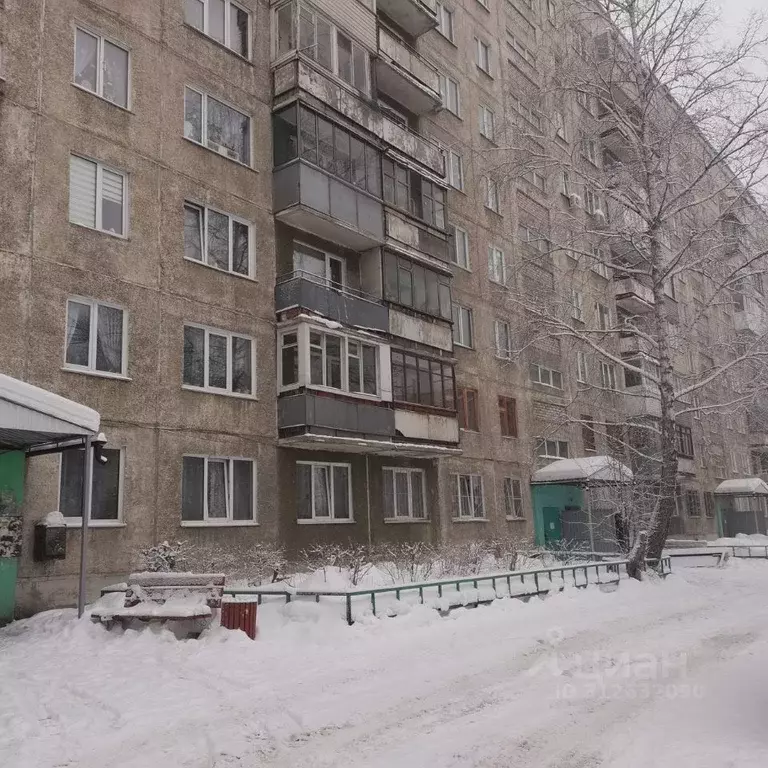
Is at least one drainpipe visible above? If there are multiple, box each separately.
[586,485,596,553]
[365,455,372,550]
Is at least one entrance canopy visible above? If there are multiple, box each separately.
[0,374,100,455]
[714,478,768,496]
[531,455,633,486]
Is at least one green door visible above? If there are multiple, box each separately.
[542,506,562,546]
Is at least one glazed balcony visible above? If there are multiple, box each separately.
[275,271,389,332]
[623,384,661,418]
[376,27,441,115]
[377,0,438,38]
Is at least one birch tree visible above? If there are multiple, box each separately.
[489,0,768,565]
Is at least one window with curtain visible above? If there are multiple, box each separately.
[382,468,426,519]
[74,28,129,108]
[181,456,256,523]
[183,202,252,277]
[60,447,122,521]
[183,324,255,396]
[184,0,250,57]
[296,462,351,520]
[184,87,251,165]
[69,155,126,236]
[65,298,126,376]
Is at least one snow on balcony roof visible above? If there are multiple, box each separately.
[0,374,100,452]
[714,478,768,496]
[531,455,634,485]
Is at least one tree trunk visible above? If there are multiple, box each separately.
[626,530,648,580]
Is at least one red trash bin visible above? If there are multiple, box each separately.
[220,599,258,639]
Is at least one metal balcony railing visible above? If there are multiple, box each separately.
[378,27,440,96]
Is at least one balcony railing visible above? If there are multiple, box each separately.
[615,278,655,314]
[376,0,438,38]
[275,271,389,332]
[376,27,441,114]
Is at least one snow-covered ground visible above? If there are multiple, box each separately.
[3,562,768,768]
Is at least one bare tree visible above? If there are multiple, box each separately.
[486,0,768,568]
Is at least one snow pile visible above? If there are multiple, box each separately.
[4,564,768,767]
[712,533,768,546]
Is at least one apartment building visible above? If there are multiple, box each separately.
[0,0,765,615]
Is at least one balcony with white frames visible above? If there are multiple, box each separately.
[376,27,441,115]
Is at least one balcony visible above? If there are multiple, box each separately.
[278,393,460,456]
[376,0,438,38]
[623,384,661,418]
[385,208,449,263]
[276,272,389,332]
[620,335,656,356]
[734,297,767,335]
[394,408,459,444]
[615,278,654,314]
[389,307,453,352]
[273,161,385,250]
[273,58,445,177]
[376,27,441,115]
[677,457,696,476]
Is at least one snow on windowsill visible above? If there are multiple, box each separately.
[63,519,125,528]
[61,366,131,382]
[383,518,431,524]
[452,517,488,523]
[296,519,356,525]
[180,520,259,527]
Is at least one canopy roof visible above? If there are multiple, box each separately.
[0,374,100,454]
[714,478,768,496]
[531,455,634,485]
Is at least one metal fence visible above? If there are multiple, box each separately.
[225,557,672,625]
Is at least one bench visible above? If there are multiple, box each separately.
[91,572,226,635]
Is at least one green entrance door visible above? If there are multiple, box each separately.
[542,506,562,546]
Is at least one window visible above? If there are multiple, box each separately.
[599,360,617,390]
[184,87,251,165]
[582,415,596,452]
[561,170,571,198]
[488,246,506,285]
[582,137,598,165]
[477,0,489,9]
[704,492,715,518]
[554,110,567,141]
[574,30,589,60]
[458,387,479,431]
[596,303,611,330]
[576,351,588,383]
[590,249,610,279]
[183,324,255,396]
[475,38,492,75]
[297,461,351,521]
[530,363,563,389]
[383,252,452,320]
[584,187,604,216]
[181,456,256,523]
[449,225,470,269]
[537,439,569,458]
[440,75,461,116]
[685,489,701,517]
[436,3,455,42]
[383,157,447,228]
[447,151,464,191]
[675,424,694,458]
[510,96,542,132]
[479,105,495,140]
[383,468,426,520]
[73,28,129,108]
[453,474,485,519]
[494,320,512,359]
[65,299,126,376]
[452,304,474,347]
[498,396,518,437]
[273,2,369,92]
[504,477,524,518]
[183,203,253,277]
[391,352,455,410]
[523,170,546,193]
[59,447,122,522]
[622,355,644,388]
[69,155,126,236]
[274,105,381,196]
[518,225,549,254]
[484,176,499,212]
[506,30,536,66]
[185,0,250,56]
[293,242,344,286]
[571,290,584,321]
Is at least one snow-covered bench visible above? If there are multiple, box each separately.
[91,573,226,634]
